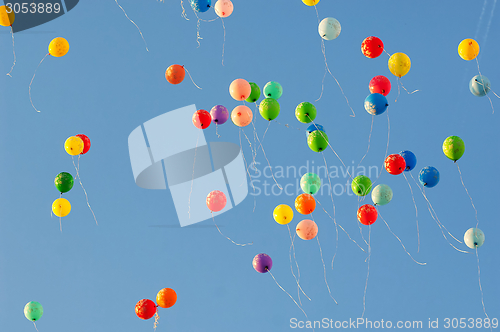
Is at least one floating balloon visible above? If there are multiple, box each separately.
[52,198,71,217]
[306,123,324,138]
[273,204,293,225]
[307,130,328,152]
[418,166,439,188]
[357,204,377,225]
[192,109,212,129]
[76,134,91,154]
[384,154,406,175]
[229,78,251,101]
[295,102,317,123]
[253,253,272,273]
[458,38,479,61]
[231,105,253,127]
[302,0,319,5]
[351,175,372,196]
[55,172,74,193]
[295,193,316,214]
[371,184,393,206]
[364,93,388,115]
[49,37,69,57]
[0,5,14,27]
[361,36,384,58]
[296,219,318,240]
[165,64,185,84]
[246,82,261,103]
[135,299,157,320]
[156,288,177,308]
[263,81,283,99]
[259,98,280,121]
[442,136,465,162]
[206,190,226,212]
[214,0,233,17]
[65,136,84,156]
[469,75,490,97]
[369,75,391,96]
[210,105,229,124]
[190,0,211,13]
[318,17,341,40]
[300,173,321,195]
[399,150,416,171]
[388,52,411,78]
[24,301,43,322]
[464,228,485,249]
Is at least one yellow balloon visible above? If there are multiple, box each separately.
[52,198,71,217]
[388,52,411,78]
[0,5,15,27]
[458,38,479,61]
[65,136,84,156]
[49,37,70,57]
[273,204,293,225]
[302,0,320,6]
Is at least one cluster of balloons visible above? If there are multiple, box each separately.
[190,0,234,17]
[458,38,493,98]
[293,101,329,152]
[135,288,177,320]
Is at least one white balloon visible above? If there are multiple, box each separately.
[464,228,485,249]
[318,17,341,40]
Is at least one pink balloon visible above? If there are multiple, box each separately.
[296,219,318,240]
[229,79,251,101]
[231,105,253,127]
[206,190,227,212]
[214,0,233,18]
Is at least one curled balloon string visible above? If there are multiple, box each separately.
[192,12,219,48]
[153,311,160,331]
[6,26,15,77]
[455,163,480,228]
[399,79,419,95]
[212,7,227,66]
[249,122,282,190]
[476,248,491,331]
[238,129,257,213]
[474,80,498,115]
[29,53,49,113]
[215,122,220,138]
[114,0,149,52]
[188,132,200,218]
[402,172,420,253]
[356,115,374,170]
[32,321,39,332]
[287,225,311,305]
[184,66,202,89]
[72,156,98,226]
[361,224,371,319]
[180,0,189,20]
[210,211,253,246]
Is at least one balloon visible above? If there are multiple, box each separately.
[399,150,416,171]
[214,0,233,17]
[229,78,251,101]
[361,36,384,58]
[469,75,490,97]
[458,38,479,61]
[55,172,74,193]
[295,193,316,214]
[464,228,485,249]
[384,154,406,175]
[165,65,185,84]
[192,109,212,129]
[0,5,15,26]
[263,81,283,99]
[357,204,377,225]
[156,288,177,308]
[273,204,293,225]
[24,301,43,321]
[306,123,324,138]
[135,299,157,320]
[351,175,372,196]
[364,93,388,115]
[300,173,321,195]
[371,184,393,206]
[442,136,465,162]
[206,190,226,212]
[259,98,280,121]
[418,166,439,188]
[307,130,328,152]
[302,0,319,5]
[76,134,91,154]
[295,102,317,123]
[231,105,253,127]
[369,75,391,96]
[52,198,71,217]
[318,17,341,40]
[210,105,229,124]
[49,37,69,57]
[296,219,318,240]
[65,136,84,156]
[246,82,261,102]
[388,52,411,78]
[253,253,272,273]
[190,0,211,13]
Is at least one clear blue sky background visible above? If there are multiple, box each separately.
[0,1,499,331]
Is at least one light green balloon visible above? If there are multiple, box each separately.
[464,228,485,249]
[371,184,393,206]
[442,136,465,161]
[263,81,283,100]
[351,175,372,196]
[307,130,328,152]
[300,173,321,195]
[259,98,280,121]
[24,301,43,322]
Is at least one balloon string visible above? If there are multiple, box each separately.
[377,210,426,265]
[476,248,491,331]
[383,49,392,57]
[29,53,49,113]
[372,109,390,185]
[153,311,160,331]
[180,0,189,20]
[210,211,252,246]
[114,0,149,52]
[239,129,257,213]
[212,7,226,66]
[395,77,401,103]
[215,122,220,138]
[249,122,282,190]
[361,224,371,319]
[403,172,420,253]
[33,321,39,332]
[188,132,200,219]
[356,115,374,169]
[316,234,338,304]
[273,119,304,132]
[474,80,498,114]
[6,26,15,77]
[287,225,311,305]
[184,67,202,89]
[315,69,327,102]
[72,156,98,226]
[400,80,419,95]
[356,196,370,247]
[456,163,480,228]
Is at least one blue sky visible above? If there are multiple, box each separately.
[0,1,499,331]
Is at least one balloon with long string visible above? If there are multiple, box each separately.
[399,150,420,252]
[24,301,43,332]
[213,0,233,65]
[0,5,16,76]
[210,105,229,137]
[166,64,202,89]
[52,197,71,232]
[388,52,418,101]
[114,0,148,51]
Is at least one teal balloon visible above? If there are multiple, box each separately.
[263,81,283,100]
[300,173,321,195]
[24,301,43,322]
[54,172,74,193]
[469,75,490,97]
[371,184,393,206]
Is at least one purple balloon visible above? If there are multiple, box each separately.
[210,105,229,124]
[252,253,272,273]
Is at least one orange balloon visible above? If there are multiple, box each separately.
[231,105,253,127]
[166,65,185,84]
[296,219,318,240]
[156,288,177,308]
[295,193,316,214]
[229,78,251,101]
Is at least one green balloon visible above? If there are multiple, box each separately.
[24,301,43,322]
[371,184,393,206]
[55,172,74,193]
[442,135,465,161]
[246,82,261,103]
[351,175,372,196]
[259,98,280,121]
[263,81,283,100]
[295,102,317,123]
[300,173,321,195]
[307,130,328,152]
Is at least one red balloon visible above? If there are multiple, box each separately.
[135,299,157,320]
[369,75,391,96]
[384,154,406,175]
[361,36,384,58]
[76,134,91,154]
[357,204,377,225]
[192,110,211,129]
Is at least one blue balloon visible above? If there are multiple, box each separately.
[418,166,439,188]
[469,75,490,97]
[364,93,388,115]
[306,124,324,138]
[399,150,417,171]
[190,0,211,12]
